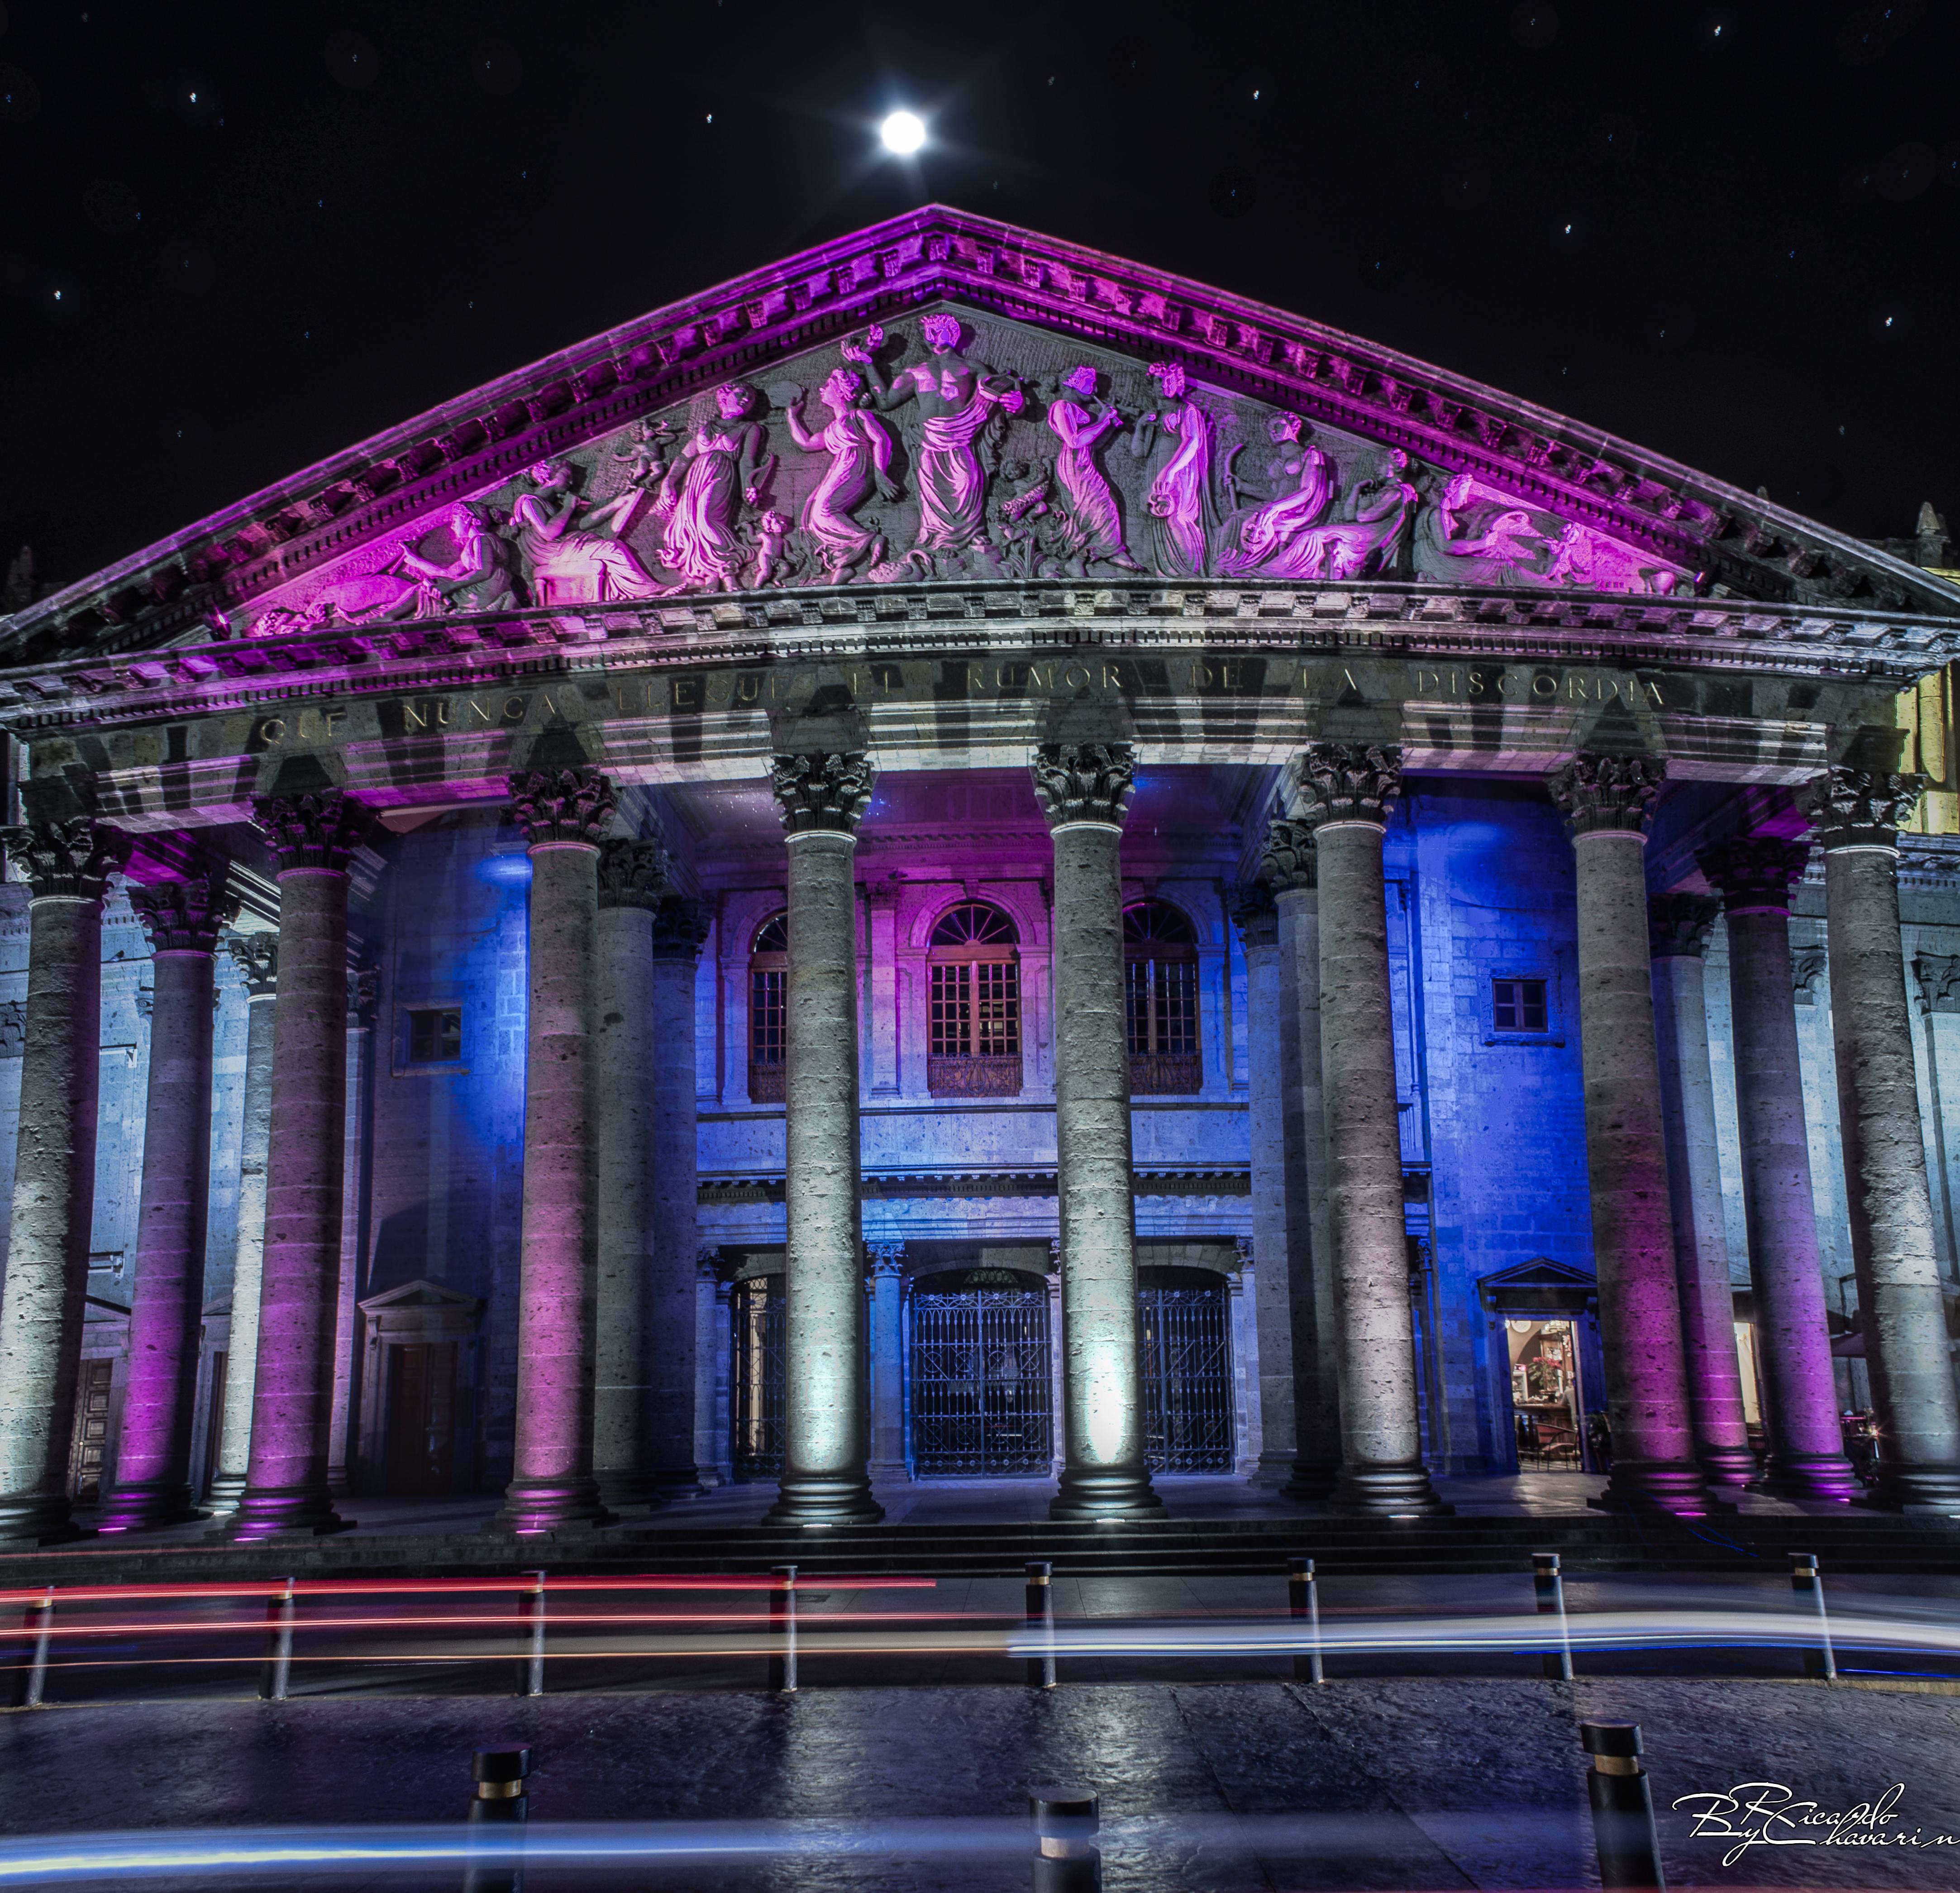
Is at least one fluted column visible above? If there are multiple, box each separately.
[1034,743,1161,1519]
[1292,747,1445,1516]
[0,819,127,1544]
[227,792,366,1539]
[1647,895,1758,1489]
[867,1241,909,1483]
[99,866,238,1530]
[496,768,615,1534]
[207,934,277,1512]
[1697,841,1857,1498]
[1264,819,1343,1499]
[1550,756,1711,1514]
[764,751,882,1524]
[1806,768,1960,1511]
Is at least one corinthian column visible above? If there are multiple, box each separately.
[208,934,276,1512]
[1806,768,1960,1511]
[227,791,366,1540]
[497,768,615,1534]
[1647,895,1757,1489]
[0,818,127,1544]
[99,866,239,1531]
[867,1240,909,1483]
[1292,747,1445,1516]
[1696,840,1857,1499]
[763,751,883,1525]
[1033,742,1160,1519]
[1549,756,1710,1514]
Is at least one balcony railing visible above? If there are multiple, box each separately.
[927,1054,1023,1099]
[1129,1052,1201,1096]
[748,1061,785,1104]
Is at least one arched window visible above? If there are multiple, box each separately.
[1125,899,1201,1095]
[748,912,788,1104]
[928,902,1022,1097]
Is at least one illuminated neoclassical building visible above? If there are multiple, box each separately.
[0,206,1957,1546]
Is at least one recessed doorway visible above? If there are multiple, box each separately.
[1506,1318,1584,1470]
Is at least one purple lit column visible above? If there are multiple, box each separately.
[1034,742,1160,1520]
[0,819,126,1545]
[1647,895,1758,1489]
[1550,756,1711,1515]
[1293,747,1446,1516]
[228,792,367,1540]
[1807,768,1960,1511]
[764,751,882,1525]
[1696,840,1857,1499]
[497,768,615,1534]
[99,867,238,1531]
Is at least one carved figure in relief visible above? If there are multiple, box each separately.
[1221,440,1416,582]
[850,316,1025,576]
[510,459,668,602]
[579,419,678,542]
[1045,366,1144,575]
[747,511,799,588]
[781,368,896,583]
[1218,413,1333,577]
[989,460,1087,580]
[654,382,776,592]
[1427,471,1688,594]
[1129,361,1219,577]
[384,502,522,615]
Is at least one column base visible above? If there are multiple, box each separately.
[868,1460,913,1486]
[1326,1462,1452,1517]
[1049,1464,1164,1520]
[1589,1458,1728,1516]
[764,1470,885,1525]
[1249,1450,1297,1490]
[0,1490,82,1547]
[1861,1463,1960,1514]
[221,1486,353,1540]
[1280,1458,1341,1502]
[96,1481,202,1534]
[595,1471,673,1510]
[1759,1452,1860,1502]
[494,1475,615,1535]
[203,1474,246,1516]
[1696,1445,1761,1490]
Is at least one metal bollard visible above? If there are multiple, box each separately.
[5,1587,54,1710]
[1025,1561,1057,1690]
[1534,1551,1574,1682]
[258,1576,296,1702]
[1287,1557,1324,1685]
[1790,1553,1836,1682]
[1030,1785,1101,1893]
[768,1564,798,1694]
[513,1571,547,1699]
[463,1743,531,1893]
[1580,1721,1665,1890]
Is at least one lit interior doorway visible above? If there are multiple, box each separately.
[1506,1318,1584,1470]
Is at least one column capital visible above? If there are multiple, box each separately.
[1260,816,1318,891]
[1803,765,1924,851]
[771,751,874,836]
[251,789,371,872]
[510,767,615,848]
[1235,1235,1255,1271]
[1031,741,1135,829]
[1227,877,1279,950]
[1697,836,1811,915]
[224,932,279,996]
[595,837,671,910]
[1647,892,1720,960]
[347,963,380,1025]
[0,816,128,899]
[128,868,241,954]
[866,1240,906,1277]
[1549,753,1664,839]
[696,1246,729,1284]
[649,894,710,960]
[1290,743,1402,831]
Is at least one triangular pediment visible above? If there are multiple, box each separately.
[357,1276,482,1313]
[5,203,1953,668]
[1477,1256,1598,1314]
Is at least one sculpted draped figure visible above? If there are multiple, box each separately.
[654,382,776,593]
[782,368,897,584]
[1129,361,1218,577]
[851,315,1025,576]
[1219,414,1333,578]
[510,459,668,602]
[386,502,522,615]
[1045,365,1144,576]
[1223,437,1418,583]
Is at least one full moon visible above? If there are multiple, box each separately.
[880,110,926,154]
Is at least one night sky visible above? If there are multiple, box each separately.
[2,0,1955,593]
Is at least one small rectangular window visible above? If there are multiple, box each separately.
[407,1008,463,1064]
[1492,978,1548,1034]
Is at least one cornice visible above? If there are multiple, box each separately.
[5,206,1953,665]
[0,577,1948,737]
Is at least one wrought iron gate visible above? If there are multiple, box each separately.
[730,1274,785,1482]
[910,1276,1053,1476]
[1138,1271,1235,1472]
